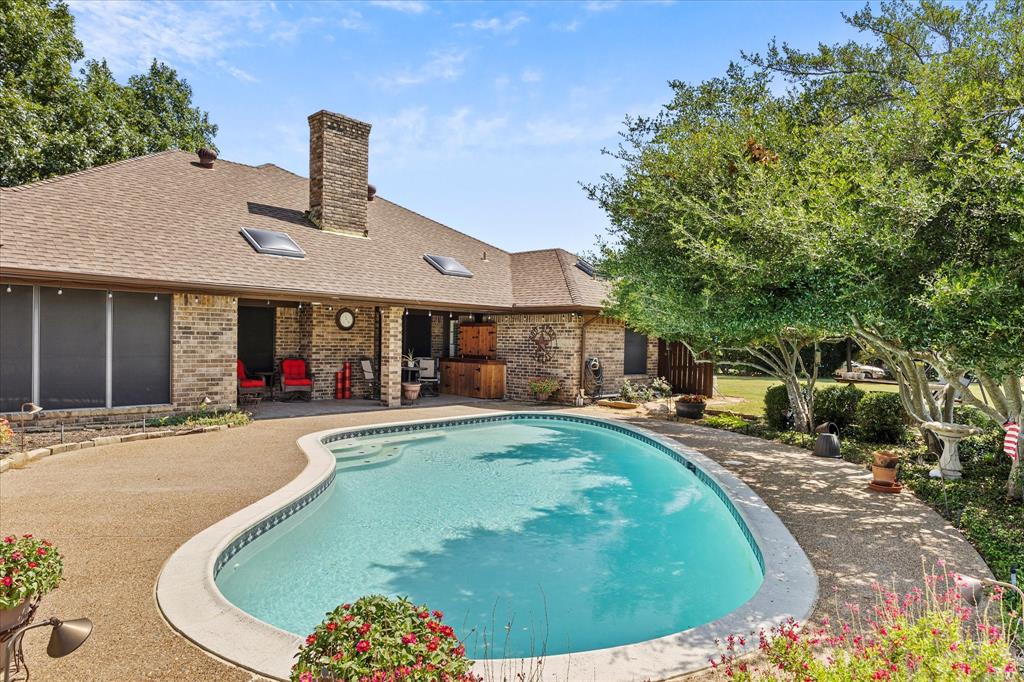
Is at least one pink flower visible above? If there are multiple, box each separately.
[359,621,371,634]
[418,610,430,619]
[343,614,354,622]
[2,537,13,544]
[36,548,47,556]
[10,552,21,561]
[299,673,313,682]
[451,644,465,657]
[305,634,317,646]
[1,576,12,587]
[402,632,417,645]
[356,639,370,653]
[326,621,337,631]
[427,637,439,652]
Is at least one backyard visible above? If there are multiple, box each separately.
[710,375,900,417]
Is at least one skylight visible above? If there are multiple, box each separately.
[575,258,596,277]
[240,227,305,258]
[423,254,473,278]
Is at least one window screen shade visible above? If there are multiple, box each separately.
[0,285,33,412]
[113,293,170,406]
[624,328,648,375]
[423,254,473,278]
[39,287,106,409]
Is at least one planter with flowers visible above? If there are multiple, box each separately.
[0,534,63,631]
[675,394,707,419]
[527,377,559,402]
[291,595,480,682]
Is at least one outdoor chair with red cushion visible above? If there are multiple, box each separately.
[280,357,314,401]
[237,359,266,404]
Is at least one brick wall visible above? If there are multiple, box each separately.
[308,111,371,238]
[307,303,377,399]
[171,294,237,410]
[582,316,626,396]
[274,307,303,359]
[380,306,403,407]
[430,314,445,357]
[494,313,582,401]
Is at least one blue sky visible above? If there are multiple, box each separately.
[67,0,864,254]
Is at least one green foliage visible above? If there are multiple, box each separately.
[0,418,13,445]
[620,379,655,403]
[291,595,478,682]
[814,384,864,431]
[154,410,251,428]
[0,0,217,186]
[854,392,908,444]
[763,385,791,430]
[0,534,63,609]
[526,376,559,398]
[701,414,750,431]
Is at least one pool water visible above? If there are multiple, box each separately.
[216,417,763,658]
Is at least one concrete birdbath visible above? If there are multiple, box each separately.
[922,421,982,480]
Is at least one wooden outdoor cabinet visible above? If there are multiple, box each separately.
[439,358,506,399]
[457,322,497,359]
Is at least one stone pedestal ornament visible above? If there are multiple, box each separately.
[922,421,982,480]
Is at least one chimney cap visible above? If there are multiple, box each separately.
[197,148,217,168]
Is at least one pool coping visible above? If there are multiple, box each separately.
[156,411,817,681]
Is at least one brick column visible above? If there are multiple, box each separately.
[171,294,238,411]
[379,306,404,407]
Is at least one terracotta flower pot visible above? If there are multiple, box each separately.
[401,382,421,401]
[0,599,33,632]
[871,464,898,485]
[534,391,552,402]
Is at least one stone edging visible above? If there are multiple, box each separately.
[0,424,242,474]
[156,412,818,682]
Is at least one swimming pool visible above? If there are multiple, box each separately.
[158,412,816,681]
[215,414,763,658]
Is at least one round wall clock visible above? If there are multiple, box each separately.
[335,308,356,331]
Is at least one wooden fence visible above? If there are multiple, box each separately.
[657,340,714,397]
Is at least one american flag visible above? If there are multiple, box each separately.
[1005,421,1020,461]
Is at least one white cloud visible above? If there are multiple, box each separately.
[369,0,428,14]
[520,69,542,83]
[550,18,581,32]
[217,60,258,83]
[377,48,466,88]
[584,1,621,11]
[462,13,529,34]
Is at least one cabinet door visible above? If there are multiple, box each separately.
[484,325,497,358]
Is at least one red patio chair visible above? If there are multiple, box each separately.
[237,359,266,404]
[280,357,314,401]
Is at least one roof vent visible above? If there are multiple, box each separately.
[424,254,473,278]
[575,258,596,277]
[197,148,217,168]
[367,184,377,201]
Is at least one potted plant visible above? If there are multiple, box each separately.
[403,350,416,367]
[675,393,708,419]
[869,450,902,492]
[1,534,63,631]
[528,377,559,402]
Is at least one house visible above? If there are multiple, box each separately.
[0,110,673,421]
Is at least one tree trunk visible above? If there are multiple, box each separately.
[1008,451,1022,502]
[784,374,813,433]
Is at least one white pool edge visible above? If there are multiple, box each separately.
[156,412,817,682]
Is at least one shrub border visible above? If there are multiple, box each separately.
[156,412,816,682]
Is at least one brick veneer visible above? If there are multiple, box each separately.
[430,314,445,357]
[308,111,371,238]
[171,294,237,411]
[494,313,583,401]
[307,303,377,399]
[380,307,404,407]
[274,307,304,359]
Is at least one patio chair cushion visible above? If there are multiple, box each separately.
[283,377,312,387]
[281,359,308,380]
[239,378,265,388]
[236,359,249,380]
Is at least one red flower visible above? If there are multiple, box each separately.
[432,610,444,619]
[10,552,21,561]
[356,639,371,653]
[402,632,417,645]
[343,614,354,622]
[342,603,351,610]
[36,548,47,556]
[440,625,455,638]
[326,621,337,631]
[27,562,37,569]
[418,611,430,619]
[2,537,13,545]
[427,637,440,652]
[451,644,465,657]
[332,651,344,661]
[359,621,371,634]
[1,576,12,587]
[305,634,317,645]
[21,534,32,539]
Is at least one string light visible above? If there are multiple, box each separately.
[108,291,113,299]
[6,285,12,293]
[153,294,159,301]
[57,288,63,295]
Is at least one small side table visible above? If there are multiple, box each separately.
[255,371,275,401]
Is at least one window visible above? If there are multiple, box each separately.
[576,258,596,277]
[0,286,171,410]
[624,328,648,375]
[0,284,33,412]
[423,254,473,278]
[240,227,305,258]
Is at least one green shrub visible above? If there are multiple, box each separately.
[854,392,907,443]
[953,404,1001,430]
[649,376,673,398]
[763,384,791,430]
[701,414,750,431]
[620,379,654,403]
[291,595,478,682]
[814,384,864,431]
[155,410,252,428]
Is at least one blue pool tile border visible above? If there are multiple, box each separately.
[215,413,765,579]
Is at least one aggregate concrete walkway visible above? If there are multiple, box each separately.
[0,405,990,681]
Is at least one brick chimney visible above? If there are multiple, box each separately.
[307,110,372,238]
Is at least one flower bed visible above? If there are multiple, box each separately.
[292,595,479,682]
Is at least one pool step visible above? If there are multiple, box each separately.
[329,431,446,460]
[335,445,403,472]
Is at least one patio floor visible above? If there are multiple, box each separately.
[0,404,990,681]
[250,394,488,420]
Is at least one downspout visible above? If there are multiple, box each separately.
[579,314,600,400]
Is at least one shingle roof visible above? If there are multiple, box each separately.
[0,150,609,310]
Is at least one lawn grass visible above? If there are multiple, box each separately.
[712,375,899,417]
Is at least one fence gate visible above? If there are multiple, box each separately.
[657,341,714,397]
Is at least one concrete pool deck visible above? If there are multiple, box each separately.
[0,403,990,680]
